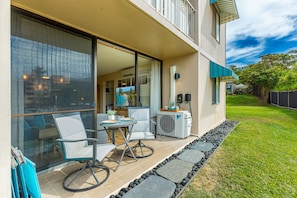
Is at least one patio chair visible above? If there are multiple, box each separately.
[127,107,156,158]
[96,113,109,144]
[52,112,115,192]
[11,146,42,198]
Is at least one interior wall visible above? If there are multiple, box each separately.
[97,60,152,113]
[97,71,122,113]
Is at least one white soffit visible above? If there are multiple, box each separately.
[211,0,239,24]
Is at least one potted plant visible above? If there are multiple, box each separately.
[107,109,117,120]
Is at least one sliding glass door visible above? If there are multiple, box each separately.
[11,8,95,170]
[97,40,161,118]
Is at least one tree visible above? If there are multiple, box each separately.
[240,62,279,99]
[239,52,297,100]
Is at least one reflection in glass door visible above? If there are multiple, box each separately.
[11,9,95,171]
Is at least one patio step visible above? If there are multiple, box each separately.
[122,175,176,198]
[157,159,194,183]
[190,141,214,151]
[177,149,205,164]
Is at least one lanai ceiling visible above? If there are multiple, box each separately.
[12,0,197,60]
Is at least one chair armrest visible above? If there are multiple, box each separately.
[150,116,157,125]
[150,116,157,138]
[85,129,97,133]
[56,138,98,144]
[86,129,109,144]
[86,129,107,133]
[151,120,157,125]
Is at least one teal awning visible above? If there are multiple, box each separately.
[210,0,239,24]
[210,61,239,82]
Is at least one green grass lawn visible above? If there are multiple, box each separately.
[181,94,297,198]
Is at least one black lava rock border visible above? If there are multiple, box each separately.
[110,120,239,198]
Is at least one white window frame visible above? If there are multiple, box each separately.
[212,6,220,42]
[212,77,220,104]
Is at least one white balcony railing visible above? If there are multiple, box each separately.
[145,0,196,41]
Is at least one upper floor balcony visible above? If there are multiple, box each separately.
[144,0,196,41]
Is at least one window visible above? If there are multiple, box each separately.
[212,77,220,104]
[11,14,94,114]
[11,8,94,171]
[212,6,220,42]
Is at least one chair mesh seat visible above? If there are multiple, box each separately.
[66,143,115,162]
[52,112,115,192]
[127,107,156,158]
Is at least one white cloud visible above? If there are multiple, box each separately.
[227,0,297,43]
[288,34,297,42]
[227,42,264,66]
[227,45,262,61]
[226,0,297,66]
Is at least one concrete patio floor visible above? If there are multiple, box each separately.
[37,135,197,198]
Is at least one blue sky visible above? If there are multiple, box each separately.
[226,0,297,67]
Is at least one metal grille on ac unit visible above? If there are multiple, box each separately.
[159,115,175,134]
[157,111,188,138]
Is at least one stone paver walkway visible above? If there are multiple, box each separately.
[119,142,213,197]
[111,120,238,198]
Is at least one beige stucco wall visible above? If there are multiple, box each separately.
[195,0,227,135]
[199,0,226,65]
[162,52,227,137]
[198,55,226,135]
[0,0,11,196]
[163,53,199,136]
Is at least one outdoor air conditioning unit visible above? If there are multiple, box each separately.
[157,111,191,139]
